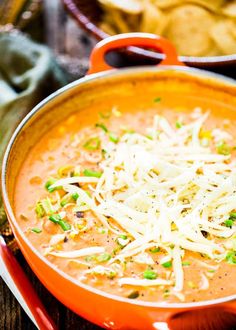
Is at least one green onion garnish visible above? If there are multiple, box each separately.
[49,214,71,231]
[40,198,54,215]
[143,269,157,280]
[146,134,153,140]
[85,255,95,262]
[149,247,160,253]
[96,253,111,263]
[226,251,236,264]
[216,141,231,156]
[83,169,102,178]
[109,133,119,144]
[60,200,68,207]
[119,234,127,240]
[95,123,108,133]
[45,177,57,192]
[35,202,45,218]
[225,219,234,228]
[182,261,191,266]
[49,214,61,223]
[175,121,182,129]
[229,212,236,220]
[83,137,101,151]
[72,192,79,201]
[60,194,72,207]
[154,97,161,103]
[101,149,107,156]
[31,228,42,234]
[162,261,172,268]
[59,220,71,231]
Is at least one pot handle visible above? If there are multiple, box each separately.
[88,33,184,74]
[0,236,58,330]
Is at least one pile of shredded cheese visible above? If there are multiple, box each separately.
[45,110,236,295]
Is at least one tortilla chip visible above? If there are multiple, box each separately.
[152,0,224,11]
[165,5,215,56]
[211,20,236,55]
[151,0,187,9]
[222,1,236,18]
[99,22,117,35]
[98,0,143,14]
[107,9,131,33]
[140,2,168,35]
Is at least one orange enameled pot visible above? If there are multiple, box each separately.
[2,33,236,330]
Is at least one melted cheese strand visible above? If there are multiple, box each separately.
[49,247,105,258]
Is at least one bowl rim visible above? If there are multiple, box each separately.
[62,0,236,66]
[2,65,236,310]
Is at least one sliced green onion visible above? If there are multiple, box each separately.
[127,291,139,299]
[101,149,107,156]
[35,202,45,218]
[207,269,216,273]
[60,194,72,207]
[229,212,236,220]
[45,177,58,192]
[146,134,153,140]
[49,214,71,231]
[149,247,160,253]
[182,261,191,266]
[40,198,54,215]
[175,121,182,129]
[72,192,79,201]
[226,251,236,265]
[49,214,62,223]
[83,137,101,151]
[31,228,42,234]
[97,228,106,234]
[143,269,157,280]
[60,200,69,207]
[95,123,108,133]
[107,271,116,279]
[225,219,234,228]
[85,255,95,262]
[162,261,172,268]
[83,169,102,178]
[119,234,127,240]
[96,253,111,263]
[59,220,71,231]
[109,133,119,144]
[217,141,231,156]
[154,97,161,103]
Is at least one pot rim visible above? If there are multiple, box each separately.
[2,65,236,309]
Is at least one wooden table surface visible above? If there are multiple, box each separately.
[1,1,236,329]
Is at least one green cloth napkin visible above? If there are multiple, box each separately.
[0,30,67,228]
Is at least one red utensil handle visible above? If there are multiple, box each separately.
[0,238,57,330]
[88,33,184,74]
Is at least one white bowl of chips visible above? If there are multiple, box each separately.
[63,0,236,69]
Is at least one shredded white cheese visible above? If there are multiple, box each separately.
[49,247,105,258]
[48,111,236,292]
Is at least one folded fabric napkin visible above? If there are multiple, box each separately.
[0,30,67,239]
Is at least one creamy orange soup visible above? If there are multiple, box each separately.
[14,104,236,303]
